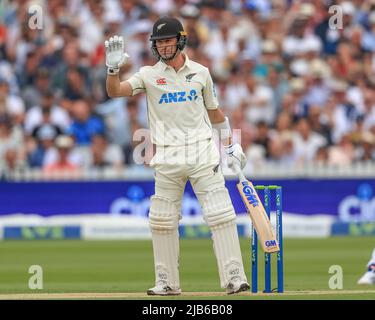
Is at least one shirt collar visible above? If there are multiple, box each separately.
[159,53,191,72]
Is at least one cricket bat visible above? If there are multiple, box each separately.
[234,165,280,253]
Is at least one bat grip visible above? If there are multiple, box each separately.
[233,164,246,182]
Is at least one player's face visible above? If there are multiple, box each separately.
[155,37,178,60]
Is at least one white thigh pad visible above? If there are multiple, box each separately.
[201,188,236,228]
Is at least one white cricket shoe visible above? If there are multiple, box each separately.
[147,282,182,296]
[226,277,250,295]
[357,264,375,285]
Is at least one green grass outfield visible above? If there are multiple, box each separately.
[0,237,374,300]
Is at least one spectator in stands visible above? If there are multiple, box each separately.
[43,135,80,174]
[179,4,207,50]
[231,0,261,59]
[0,77,25,125]
[28,108,64,168]
[52,42,90,103]
[203,17,239,79]
[253,121,271,159]
[254,39,283,79]
[24,90,70,135]
[307,106,333,146]
[293,117,327,166]
[268,131,296,166]
[126,19,155,72]
[328,134,356,166]
[62,67,91,101]
[242,125,265,171]
[244,75,275,125]
[230,105,253,141]
[119,0,148,40]
[282,14,322,58]
[356,132,375,162]
[39,19,77,70]
[222,67,248,112]
[287,77,309,119]
[96,93,148,151]
[313,146,329,166]
[330,41,362,81]
[86,134,124,169]
[330,80,360,144]
[304,59,331,107]
[350,114,367,144]
[266,65,288,112]
[20,67,51,110]
[270,110,293,140]
[8,21,45,77]
[0,23,6,61]
[363,87,375,130]
[78,0,106,56]
[362,11,375,52]
[95,94,128,146]
[67,99,105,146]
[0,114,26,176]
[17,51,42,91]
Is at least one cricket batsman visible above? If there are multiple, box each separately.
[358,248,375,285]
[105,16,250,295]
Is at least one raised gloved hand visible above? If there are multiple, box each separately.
[225,143,247,173]
[104,35,129,74]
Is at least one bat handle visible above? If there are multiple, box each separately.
[233,164,246,182]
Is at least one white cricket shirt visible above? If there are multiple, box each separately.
[127,54,219,146]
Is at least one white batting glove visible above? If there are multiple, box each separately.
[225,143,247,172]
[104,35,129,75]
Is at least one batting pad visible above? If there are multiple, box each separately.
[149,195,180,231]
[211,221,248,288]
[201,188,247,288]
[149,196,180,289]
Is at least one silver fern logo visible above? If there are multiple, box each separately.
[185,73,197,82]
[157,23,166,31]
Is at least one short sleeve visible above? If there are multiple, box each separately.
[202,69,219,110]
[127,71,146,96]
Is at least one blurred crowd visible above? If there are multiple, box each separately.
[1,0,375,178]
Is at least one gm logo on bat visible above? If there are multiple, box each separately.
[241,181,259,207]
[265,240,277,248]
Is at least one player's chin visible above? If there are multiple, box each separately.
[161,53,175,60]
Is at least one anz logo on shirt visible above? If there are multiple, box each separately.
[158,90,198,104]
